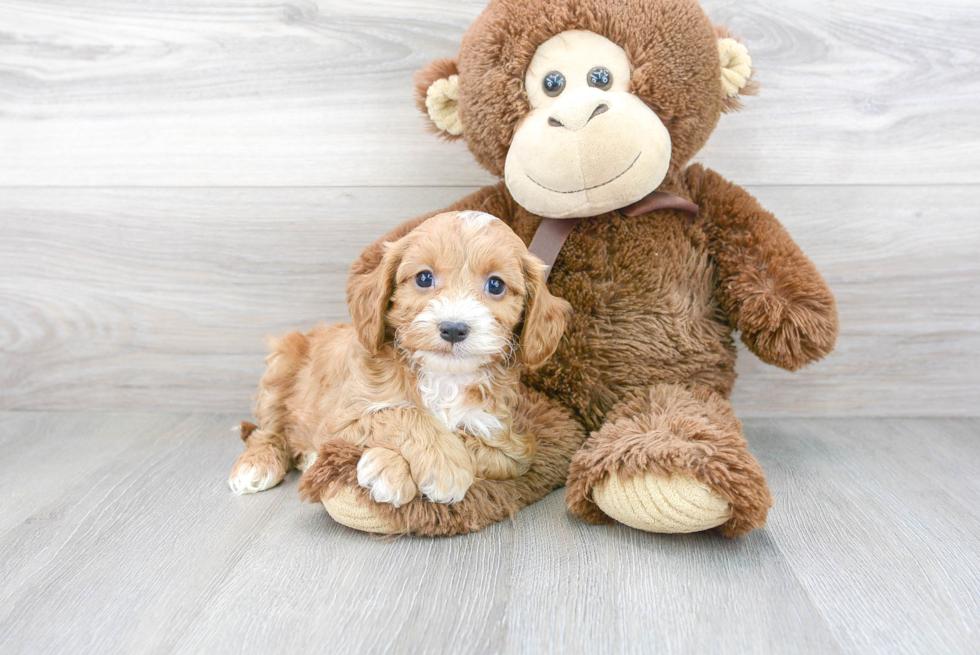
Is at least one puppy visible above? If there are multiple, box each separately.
[228,211,570,506]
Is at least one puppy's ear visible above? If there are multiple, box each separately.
[347,237,407,354]
[520,254,571,369]
[414,58,463,139]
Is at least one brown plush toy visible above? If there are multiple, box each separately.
[300,0,838,537]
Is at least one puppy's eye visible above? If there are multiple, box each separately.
[486,276,506,296]
[588,67,612,90]
[415,271,434,288]
[543,71,565,97]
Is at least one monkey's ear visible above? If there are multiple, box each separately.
[716,28,757,113]
[414,58,464,139]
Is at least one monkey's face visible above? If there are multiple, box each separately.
[503,31,672,219]
[415,0,756,217]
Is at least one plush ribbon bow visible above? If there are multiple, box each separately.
[528,192,700,280]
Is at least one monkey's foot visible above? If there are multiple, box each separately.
[323,486,398,534]
[565,384,772,537]
[592,472,732,533]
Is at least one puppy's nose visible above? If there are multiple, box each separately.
[439,321,470,344]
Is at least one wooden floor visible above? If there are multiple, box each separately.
[1,413,978,654]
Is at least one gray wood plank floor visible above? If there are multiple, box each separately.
[1,412,978,654]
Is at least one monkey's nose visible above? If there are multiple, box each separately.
[548,103,609,130]
[439,321,470,343]
[589,104,609,120]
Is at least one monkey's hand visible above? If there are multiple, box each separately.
[723,256,838,371]
[687,164,839,371]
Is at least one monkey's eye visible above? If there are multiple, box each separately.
[486,276,506,296]
[415,271,434,288]
[543,71,566,97]
[587,67,612,90]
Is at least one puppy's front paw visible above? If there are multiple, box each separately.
[357,448,418,508]
[414,455,475,505]
[464,434,535,480]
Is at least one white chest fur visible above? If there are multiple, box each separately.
[417,370,502,440]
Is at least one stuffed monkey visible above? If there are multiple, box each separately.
[301,0,838,537]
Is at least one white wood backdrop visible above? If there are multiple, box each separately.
[1,0,978,416]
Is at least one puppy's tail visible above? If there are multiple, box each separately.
[239,421,259,442]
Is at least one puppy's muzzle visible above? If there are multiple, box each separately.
[439,321,470,344]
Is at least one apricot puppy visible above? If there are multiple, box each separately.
[228,211,570,506]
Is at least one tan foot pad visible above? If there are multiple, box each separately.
[593,472,732,534]
[322,486,398,534]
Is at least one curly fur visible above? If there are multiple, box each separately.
[298,387,587,536]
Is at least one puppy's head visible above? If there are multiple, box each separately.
[348,211,570,373]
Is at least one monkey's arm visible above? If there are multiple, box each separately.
[347,184,510,289]
[685,164,838,371]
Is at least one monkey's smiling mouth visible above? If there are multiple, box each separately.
[526,151,642,194]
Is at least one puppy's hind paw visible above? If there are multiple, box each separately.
[228,464,283,495]
[295,451,318,472]
[357,448,418,508]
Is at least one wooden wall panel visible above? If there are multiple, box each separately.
[1,0,977,414]
[1,185,976,416]
[0,0,977,186]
